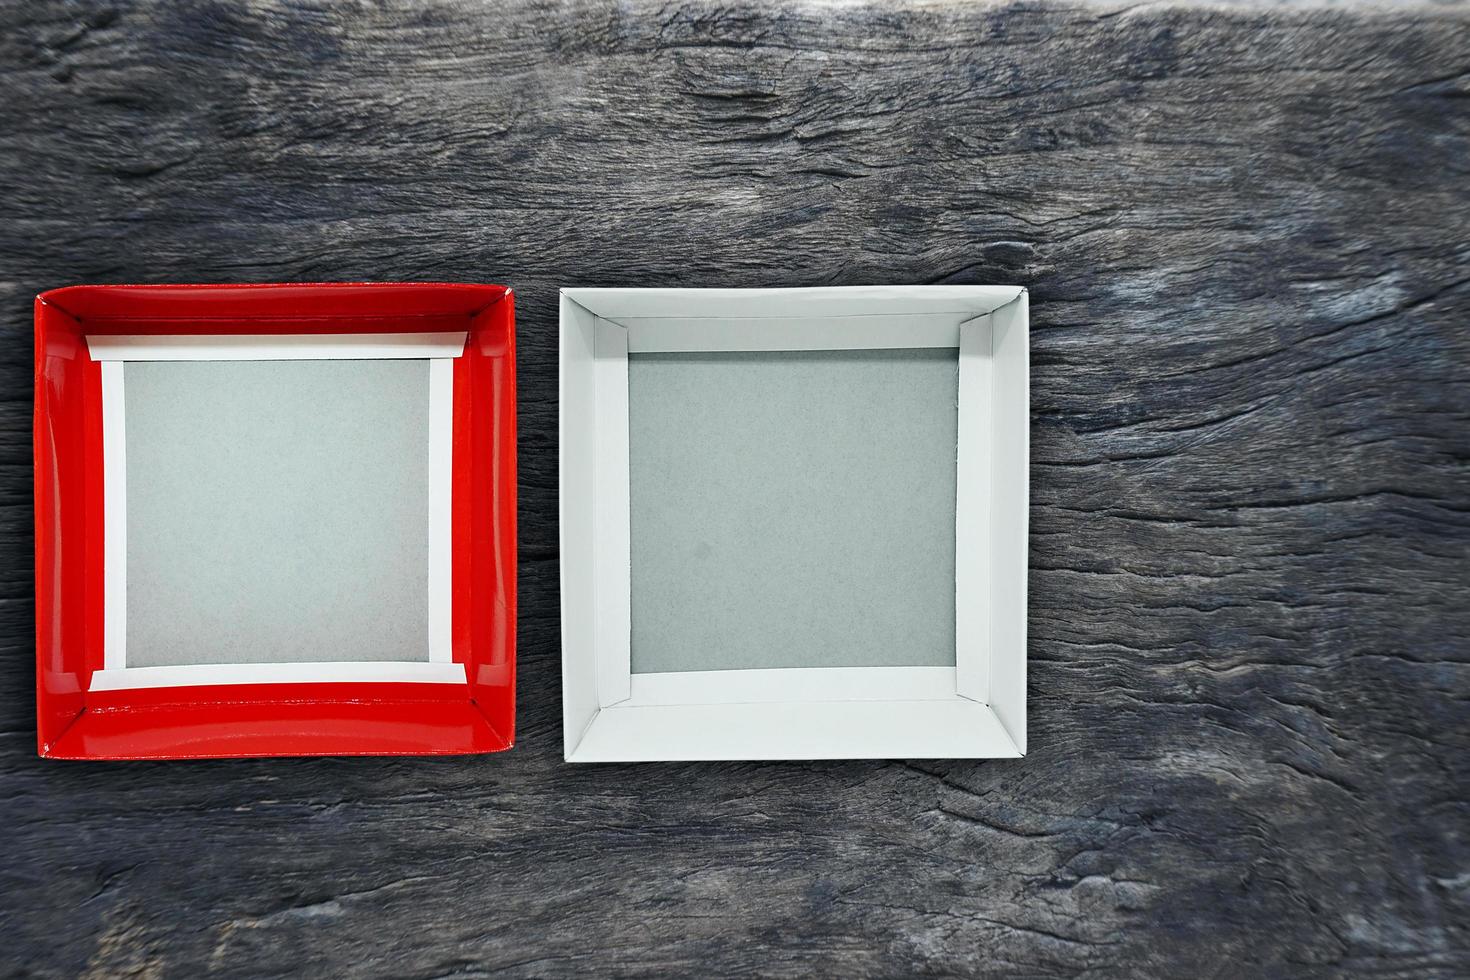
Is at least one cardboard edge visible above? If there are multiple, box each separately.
[45,696,510,761]
[987,288,1029,757]
[955,313,993,706]
[89,662,469,690]
[85,332,470,360]
[567,699,1023,763]
[559,285,1026,321]
[33,295,90,757]
[470,695,515,751]
[427,357,454,664]
[37,282,511,323]
[559,292,604,759]
[100,361,126,671]
[592,318,632,708]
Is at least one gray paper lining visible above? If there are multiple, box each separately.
[124,359,431,666]
[628,348,959,674]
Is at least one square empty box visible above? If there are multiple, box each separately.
[559,286,1029,761]
[34,283,517,759]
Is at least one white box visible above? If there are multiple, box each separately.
[559,286,1028,762]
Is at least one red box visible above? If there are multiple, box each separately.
[34,283,516,759]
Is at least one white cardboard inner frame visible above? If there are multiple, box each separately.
[560,286,1029,762]
[89,333,467,692]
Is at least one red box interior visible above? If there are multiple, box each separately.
[34,283,516,759]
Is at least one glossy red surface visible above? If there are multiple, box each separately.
[33,282,516,759]
[46,700,506,760]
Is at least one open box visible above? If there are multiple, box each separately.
[559,286,1028,761]
[34,283,516,759]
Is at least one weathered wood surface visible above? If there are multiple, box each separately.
[2,0,1469,976]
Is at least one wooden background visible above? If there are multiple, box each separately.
[2,0,1468,976]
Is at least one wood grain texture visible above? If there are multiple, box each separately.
[2,0,1469,976]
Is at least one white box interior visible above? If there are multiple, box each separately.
[87,333,468,691]
[560,286,1029,762]
[629,348,959,673]
[125,360,431,667]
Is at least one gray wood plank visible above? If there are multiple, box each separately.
[1,0,1467,976]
